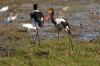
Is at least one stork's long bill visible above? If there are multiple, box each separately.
[45,8,54,24]
[44,14,51,23]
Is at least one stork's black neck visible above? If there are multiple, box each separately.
[50,13,56,25]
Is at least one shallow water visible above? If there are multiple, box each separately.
[24,22,99,42]
[79,32,100,41]
[19,12,100,41]
[1,3,100,42]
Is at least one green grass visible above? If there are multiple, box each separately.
[0,26,100,66]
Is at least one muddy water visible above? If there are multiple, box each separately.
[1,3,100,41]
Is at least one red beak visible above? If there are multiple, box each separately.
[44,14,51,24]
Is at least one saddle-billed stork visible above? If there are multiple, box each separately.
[30,4,44,46]
[45,8,73,51]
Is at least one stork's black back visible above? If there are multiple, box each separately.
[30,12,44,27]
[30,4,44,27]
[61,21,70,29]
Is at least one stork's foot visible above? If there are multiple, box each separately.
[30,41,36,47]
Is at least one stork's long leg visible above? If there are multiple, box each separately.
[58,31,60,44]
[64,26,73,50]
[68,34,73,50]
[37,26,40,46]
[34,23,38,44]
[34,23,40,46]
[34,30,38,44]
[65,30,73,55]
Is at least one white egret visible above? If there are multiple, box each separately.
[62,6,69,11]
[22,23,37,31]
[4,12,18,24]
[0,6,9,13]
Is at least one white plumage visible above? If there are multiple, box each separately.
[65,26,70,31]
[10,14,18,21]
[22,23,37,30]
[46,8,71,34]
[55,18,66,24]
[5,12,18,23]
[62,6,69,11]
[32,10,39,12]
[0,6,9,13]
[55,18,70,32]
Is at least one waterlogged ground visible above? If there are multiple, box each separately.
[0,1,100,42]
[13,3,100,40]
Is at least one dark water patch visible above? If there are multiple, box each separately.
[79,32,99,42]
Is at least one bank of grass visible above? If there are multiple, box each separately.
[0,26,100,66]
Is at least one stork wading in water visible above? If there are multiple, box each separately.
[45,8,73,50]
[30,4,44,46]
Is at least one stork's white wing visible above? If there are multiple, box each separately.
[55,18,66,24]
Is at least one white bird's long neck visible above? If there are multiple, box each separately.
[11,14,18,20]
[10,12,13,17]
